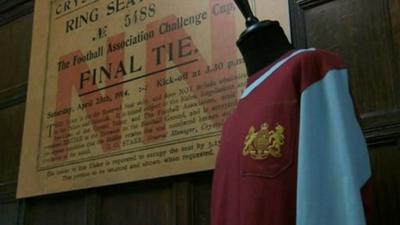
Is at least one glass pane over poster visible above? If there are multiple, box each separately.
[17,0,290,198]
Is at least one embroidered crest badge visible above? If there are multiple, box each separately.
[243,123,285,160]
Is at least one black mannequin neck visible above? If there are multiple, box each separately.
[237,20,293,76]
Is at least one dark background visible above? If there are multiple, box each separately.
[0,0,399,224]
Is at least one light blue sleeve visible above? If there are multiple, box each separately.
[297,69,371,225]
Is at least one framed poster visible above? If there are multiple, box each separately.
[17,0,290,198]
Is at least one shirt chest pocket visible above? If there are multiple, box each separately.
[240,102,298,178]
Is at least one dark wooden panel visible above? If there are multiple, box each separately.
[389,0,400,56]
[388,0,400,47]
[0,13,32,91]
[365,122,400,146]
[24,192,88,225]
[296,0,333,9]
[302,0,400,119]
[0,84,26,110]
[0,181,16,194]
[99,181,173,225]
[174,180,193,225]
[0,2,394,225]
[0,200,18,225]
[0,103,26,183]
[0,0,33,26]
[369,141,400,225]
[289,0,307,48]
[0,184,18,225]
[388,0,400,110]
[192,173,212,225]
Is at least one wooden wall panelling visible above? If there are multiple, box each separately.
[0,200,19,225]
[388,0,400,110]
[99,180,174,225]
[290,0,335,48]
[369,141,400,225]
[85,191,100,225]
[0,184,18,225]
[0,2,33,225]
[389,0,400,47]
[0,0,33,27]
[23,191,89,225]
[0,11,32,183]
[0,13,32,90]
[0,103,26,183]
[0,84,27,110]
[0,1,396,225]
[0,2,32,183]
[291,1,400,225]
[298,0,400,124]
[296,0,333,9]
[0,5,32,184]
[289,0,307,48]
[192,172,212,225]
[174,179,193,225]
[0,201,19,225]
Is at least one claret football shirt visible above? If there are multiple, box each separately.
[211,49,372,225]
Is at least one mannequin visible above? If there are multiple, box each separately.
[234,0,292,76]
[211,2,372,225]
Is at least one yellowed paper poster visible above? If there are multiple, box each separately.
[17,0,290,198]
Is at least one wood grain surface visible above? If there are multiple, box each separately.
[0,0,399,225]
